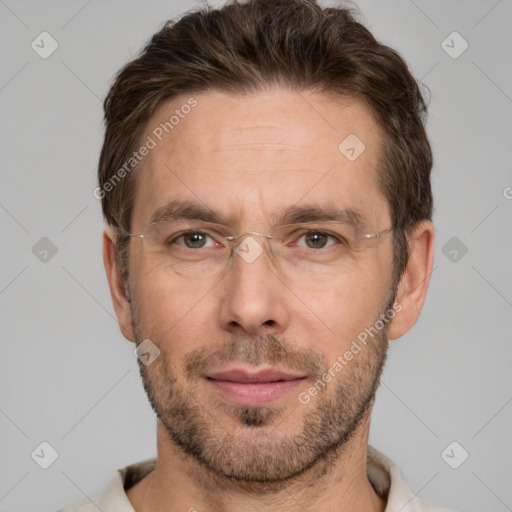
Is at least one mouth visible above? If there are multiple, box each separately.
[205,368,308,406]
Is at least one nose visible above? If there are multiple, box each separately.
[218,234,290,336]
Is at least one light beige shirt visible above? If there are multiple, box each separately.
[57,446,455,511]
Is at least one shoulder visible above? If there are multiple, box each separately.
[56,458,156,512]
[367,446,458,512]
[404,496,456,512]
[56,497,102,512]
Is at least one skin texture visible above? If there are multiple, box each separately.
[103,88,435,512]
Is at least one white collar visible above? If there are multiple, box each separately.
[61,446,454,512]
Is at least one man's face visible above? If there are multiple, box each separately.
[126,88,396,482]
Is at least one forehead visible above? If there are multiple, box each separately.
[132,88,389,229]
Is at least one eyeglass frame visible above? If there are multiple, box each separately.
[117,219,394,251]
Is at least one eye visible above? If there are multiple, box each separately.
[296,231,341,249]
[171,231,218,249]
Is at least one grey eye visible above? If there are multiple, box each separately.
[298,231,336,249]
[173,231,216,249]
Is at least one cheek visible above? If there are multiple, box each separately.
[131,264,220,355]
[296,266,390,353]
[131,264,192,322]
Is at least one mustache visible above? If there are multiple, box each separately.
[183,334,327,381]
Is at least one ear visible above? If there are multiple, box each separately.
[388,221,435,340]
[103,226,135,342]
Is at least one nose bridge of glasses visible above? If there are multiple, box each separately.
[227,230,281,264]
[229,230,275,242]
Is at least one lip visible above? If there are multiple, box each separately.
[205,367,307,406]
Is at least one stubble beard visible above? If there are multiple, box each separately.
[131,292,395,485]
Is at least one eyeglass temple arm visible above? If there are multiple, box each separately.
[114,224,144,239]
[363,227,394,240]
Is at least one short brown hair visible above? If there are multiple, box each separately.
[98,0,433,285]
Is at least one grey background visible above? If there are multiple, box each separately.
[1,0,511,510]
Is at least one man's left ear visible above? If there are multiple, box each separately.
[388,221,435,340]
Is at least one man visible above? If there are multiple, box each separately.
[60,0,453,510]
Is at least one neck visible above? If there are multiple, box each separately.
[127,414,386,512]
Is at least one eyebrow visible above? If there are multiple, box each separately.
[150,199,235,225]
[149,199,369,230]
